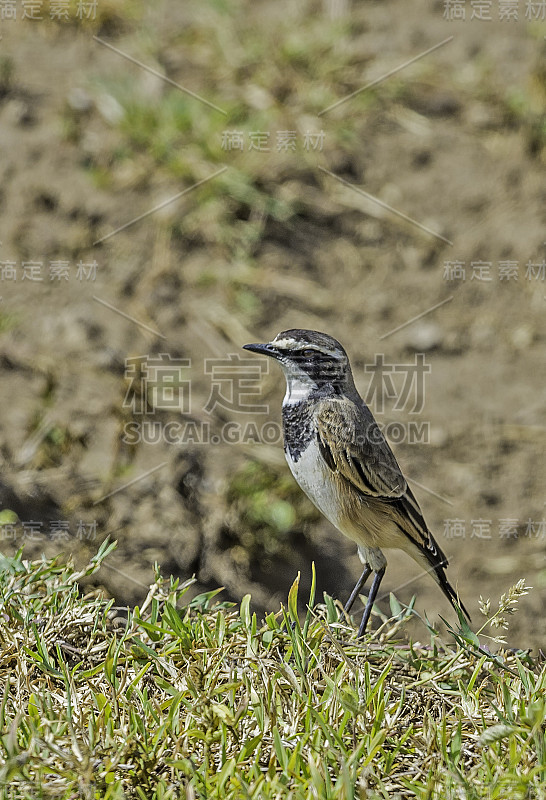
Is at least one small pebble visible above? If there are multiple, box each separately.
[96,92,124,125]
[405,321,443,352]
[511,325,533,350]
[67,87,93,113]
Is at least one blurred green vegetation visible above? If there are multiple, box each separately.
[226,461,320,563]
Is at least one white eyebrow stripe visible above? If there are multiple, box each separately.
[272,337,299,349]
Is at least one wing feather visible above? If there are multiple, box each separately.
[314,396,470,621]
[315,397,437,555]
[315,397,407,499]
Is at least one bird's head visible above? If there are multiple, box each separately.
[243,329,355,402]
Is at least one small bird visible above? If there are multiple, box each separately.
[243,329,470,636]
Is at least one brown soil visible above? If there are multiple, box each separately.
[0,1,544,650]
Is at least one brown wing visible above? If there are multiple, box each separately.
[314,397,407,499]
[315,396,470,620]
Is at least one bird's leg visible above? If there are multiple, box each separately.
[344,566,372,615]
[357,566,386,637]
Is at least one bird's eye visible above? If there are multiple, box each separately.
[302,348,315,358]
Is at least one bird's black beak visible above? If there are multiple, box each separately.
[243,342,281,359]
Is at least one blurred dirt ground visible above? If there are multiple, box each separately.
[0,1,544,648]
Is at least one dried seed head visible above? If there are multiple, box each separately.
[479,596,491,617]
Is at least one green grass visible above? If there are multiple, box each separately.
[0,543,543,799]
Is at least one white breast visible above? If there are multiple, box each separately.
[285,435,404,558]
[285,438,343,530]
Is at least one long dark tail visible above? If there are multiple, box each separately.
[393,490,471,624]
[435,562,471,623]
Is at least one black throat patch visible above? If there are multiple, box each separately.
[282,383,344,462]
[282,399,315,462]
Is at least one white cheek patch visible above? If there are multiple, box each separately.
[280,361,316,404]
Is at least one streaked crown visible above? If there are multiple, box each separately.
[244,329,355,396]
